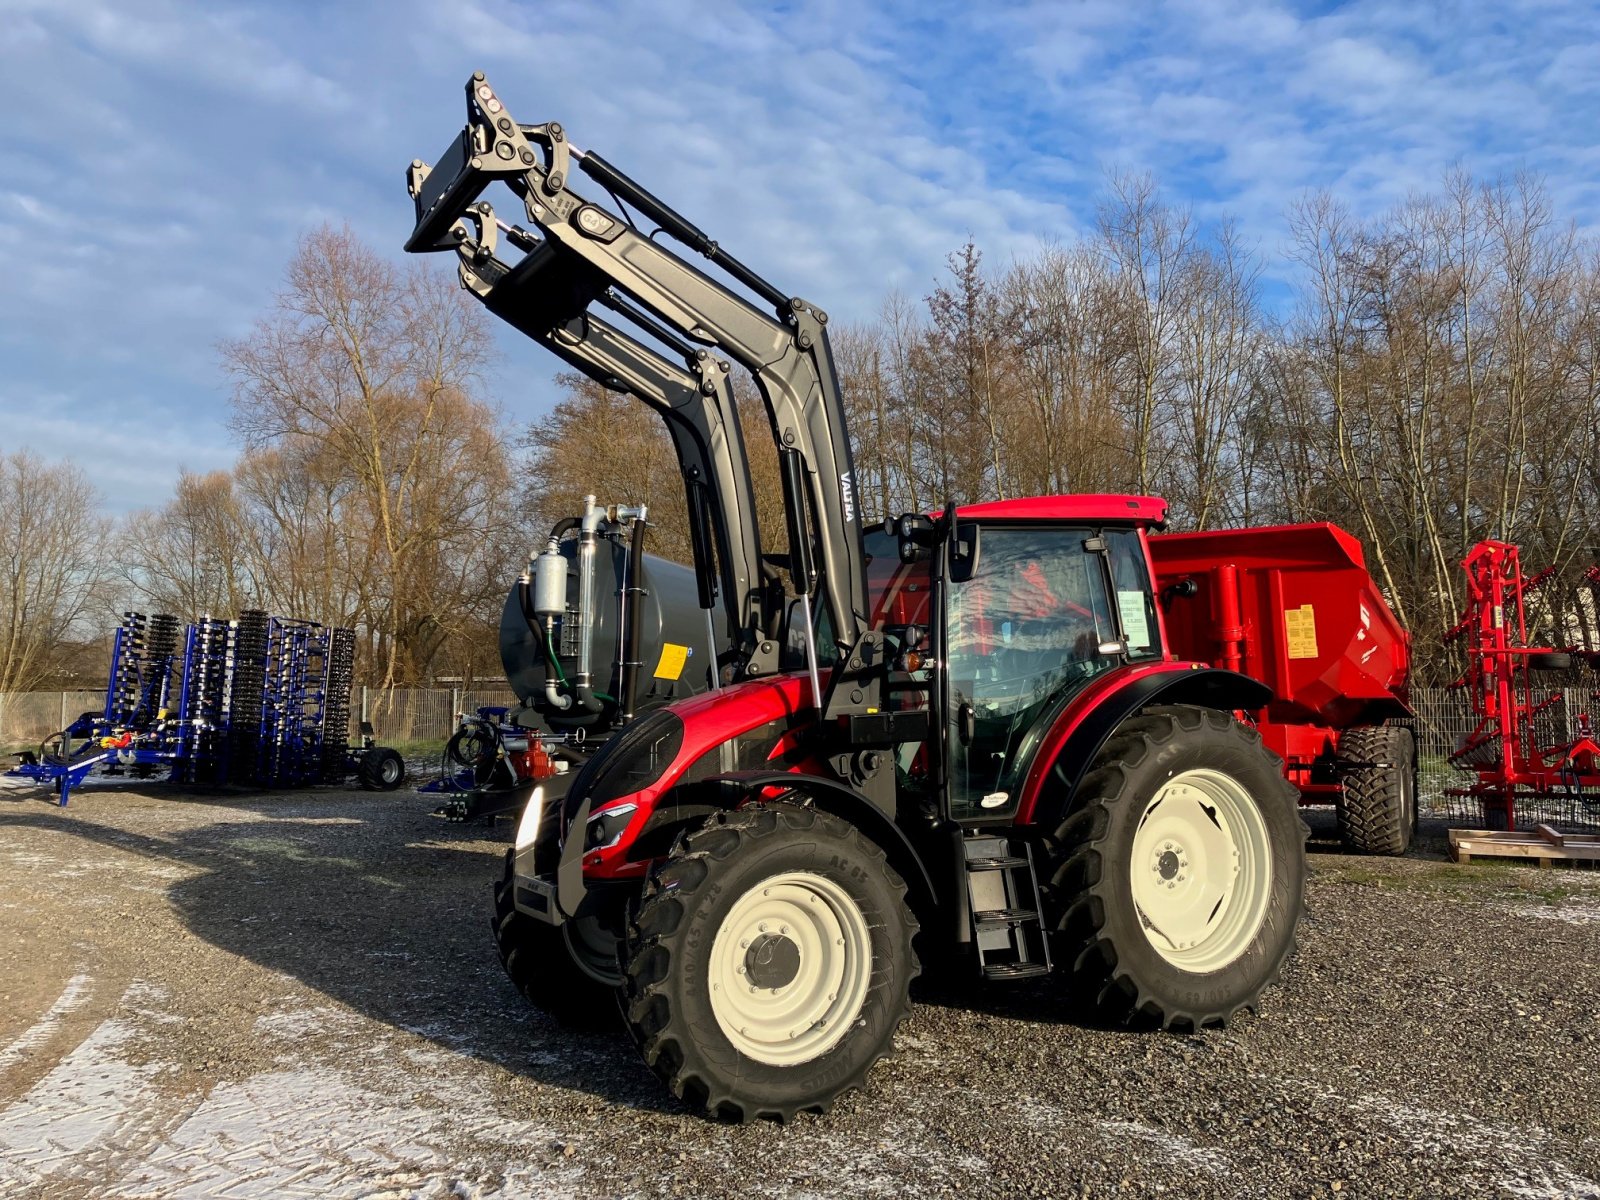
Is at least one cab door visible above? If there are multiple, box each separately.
[942,526,1135,822]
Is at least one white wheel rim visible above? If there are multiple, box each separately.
[707,871,872,1066]
[1129,768,1273,972]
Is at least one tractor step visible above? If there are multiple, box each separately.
[982,961,1051,981]
[966,855,1029,871]
[963,836,1052,982]
[973,907,1041,929]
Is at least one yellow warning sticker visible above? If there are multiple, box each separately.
[653,643,689,681]
[1284,604,1319,660]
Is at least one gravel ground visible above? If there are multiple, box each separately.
[1,777,1597,1200]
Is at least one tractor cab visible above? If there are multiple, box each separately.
[869,498,1168,825]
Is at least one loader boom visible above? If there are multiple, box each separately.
[406,73,881,716]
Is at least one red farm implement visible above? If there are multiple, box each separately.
[1443,540,1600,831]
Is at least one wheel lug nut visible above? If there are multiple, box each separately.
[759,923,769,932]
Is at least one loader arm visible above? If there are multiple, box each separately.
[405,73,882,718]
[479,253,769,657]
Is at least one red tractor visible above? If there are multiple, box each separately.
[405,75,1306,1122]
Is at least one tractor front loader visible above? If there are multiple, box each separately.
[405,74,1307,1122]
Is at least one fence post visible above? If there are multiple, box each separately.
[451,687,462,719]
[360,686,369,729]
[60,692,67,732]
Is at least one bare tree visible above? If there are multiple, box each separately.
[222,225,513,685]
[0,452,111,694]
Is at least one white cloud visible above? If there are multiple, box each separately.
[1,0,1598,516]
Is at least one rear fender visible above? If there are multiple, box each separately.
[1013,664,1272,828]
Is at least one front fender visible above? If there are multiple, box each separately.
[1013,663,1271,828]
[708,770,940,920]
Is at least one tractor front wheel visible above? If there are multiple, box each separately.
[621,803,918,1122]
[1044,704,1305,1030]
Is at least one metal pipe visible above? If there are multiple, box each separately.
[620,506,649,721]
[705,609,720,690]
[573,496,605,712]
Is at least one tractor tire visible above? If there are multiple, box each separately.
[1335,726,1416,856]
[621,803,918,1123]
[491,850,619,1029]
[1042,704,1305,1031]
[358,746,406,791]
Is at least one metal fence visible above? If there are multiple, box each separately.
[5,682,1598,826]
[0,687,518,752]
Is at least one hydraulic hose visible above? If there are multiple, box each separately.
[522,516,583,711]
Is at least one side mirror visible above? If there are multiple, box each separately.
[949,520,981,583]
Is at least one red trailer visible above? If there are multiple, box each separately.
[1150,523,1417,854]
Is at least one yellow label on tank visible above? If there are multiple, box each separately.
[653,643,689,680]
[1285,604,1319,660]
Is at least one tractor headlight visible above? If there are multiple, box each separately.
[514,786,546,851]
[584,802,638,852]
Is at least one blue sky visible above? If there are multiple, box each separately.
[3,0,1598,512]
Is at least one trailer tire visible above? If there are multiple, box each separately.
[1042,704,1305,1031]
[1335,726,1415,855]
[621,802,918,1123]
[358,747,406,790]
[491,850,619,1028]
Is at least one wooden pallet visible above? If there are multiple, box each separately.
[1449,824,1600,868]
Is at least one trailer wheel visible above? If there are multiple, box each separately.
[621,802,918,1123]
[1043,704,1305,1031]
[491,850,619,1028]
[358,747,406,790]
[1335,726,1416,855]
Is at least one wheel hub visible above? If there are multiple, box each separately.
[1129,769,1272,971]
[707,871,872,1067]
[744,932,801,989]
[1156,848,1181,881]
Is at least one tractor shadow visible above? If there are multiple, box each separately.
[0,792,686,1117]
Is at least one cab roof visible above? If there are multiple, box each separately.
[953,494,1168,527]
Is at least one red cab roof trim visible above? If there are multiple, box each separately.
[952,494,1168,526]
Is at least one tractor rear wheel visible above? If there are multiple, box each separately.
[620,802,918,1122]
[1043,704,1305,1030]
[491,849,620,1028]
[1335,726,1416,855]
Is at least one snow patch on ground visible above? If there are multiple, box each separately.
[1509,898,1600,926]
[0,983,588,1199]
[1097,1118,1230,1175]
[1287,1078,1600,1198]
[0,972,93,1073]
[0,1014,168,1192]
